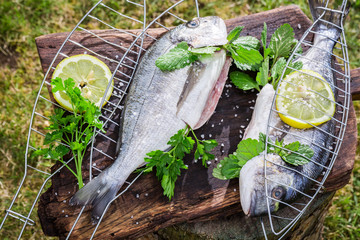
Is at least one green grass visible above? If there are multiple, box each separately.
[0,0,359,239]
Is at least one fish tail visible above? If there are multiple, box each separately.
[308,0,350,29]
[69,172,123,223]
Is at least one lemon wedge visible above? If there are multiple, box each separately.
[51,54,113,111]
[276,69,335,129]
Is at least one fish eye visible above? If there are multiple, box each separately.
[271,186,285,200]
[186,19,199,28]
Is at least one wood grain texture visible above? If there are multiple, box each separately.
[155,192,336,240]
[35,5,358,240]
[351,68,360,100]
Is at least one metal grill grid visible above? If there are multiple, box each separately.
[0,0,199,239]
[0,0,350,239]
[260,1,350,239]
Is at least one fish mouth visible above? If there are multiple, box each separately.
[239,158,259,216]
[240,185,259,217]
[240,191,253,216]
[241,189,270,217]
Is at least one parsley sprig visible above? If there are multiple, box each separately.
[33,77,105,188]
[139,126,217,200]
[213,133,314,180]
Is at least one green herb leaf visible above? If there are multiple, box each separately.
[259,132,267,143]
[213,137,264,180]
[232,36,261,50]
[168,128,195,159]
[256,56,270,86]
[155,42,198,71]
[284,60,303,78]
[292,39,303,55]
[227,26,244,43]
[264,134,314,166]
[230,71,259,91]
[51,77,66,93]
[282,144,314,166]
[212,154,241,180]
[284,141,300,152]
[264,48,271,60]
[44,131,63,145]
[195,139,217,166]
[235,138,265,162]
[140,126,217,200]
[213,132,314,180]
[161,175,175,200]
[269,23,297,60]
[261,22,267,50]
[202,139,218,152]
[271,57,286,81]
[55,145,70,158]
[141,149,178,199]
[227,45,263,71]
[33,148,50,158]
[189,46,220,55]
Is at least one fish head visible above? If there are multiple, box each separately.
[239,153,296,216]
[170,16,228,48]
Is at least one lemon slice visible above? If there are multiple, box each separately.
[276,69,335,129]
[52,54,113,111]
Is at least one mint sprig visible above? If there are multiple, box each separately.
[155,42,220,71]
[155,22,302,91]
[213,133,314,180]
[229,23,303,90]
[33,77,105,188]
[269,23,298,61]
[227,26,244,44]
[264,133,314,166]
[225,44,263,71]
[139,126,218,200]
[224,26,263,71]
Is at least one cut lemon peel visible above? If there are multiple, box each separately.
[276,69,335,129]
[51,54,113,111]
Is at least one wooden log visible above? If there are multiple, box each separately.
[35,5,358,240]
[155,192,336,240]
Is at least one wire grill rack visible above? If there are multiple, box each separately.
[0,0,199,239]
[260,0,350,239]
[0,0,351,239]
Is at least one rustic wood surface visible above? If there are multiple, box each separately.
[154,192,336,240]
[351,68,360,100]
[35,5,358,240]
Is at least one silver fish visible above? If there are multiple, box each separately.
[239,0,349,217]
[70,16,231,221]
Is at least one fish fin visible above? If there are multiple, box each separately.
[69,172,122,223]
[308,0,350,28]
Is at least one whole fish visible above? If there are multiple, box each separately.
[239,0,349,216]
[70,16,231,221]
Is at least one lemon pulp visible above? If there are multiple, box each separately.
[51,54,113,111]
[276,69,335,129]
